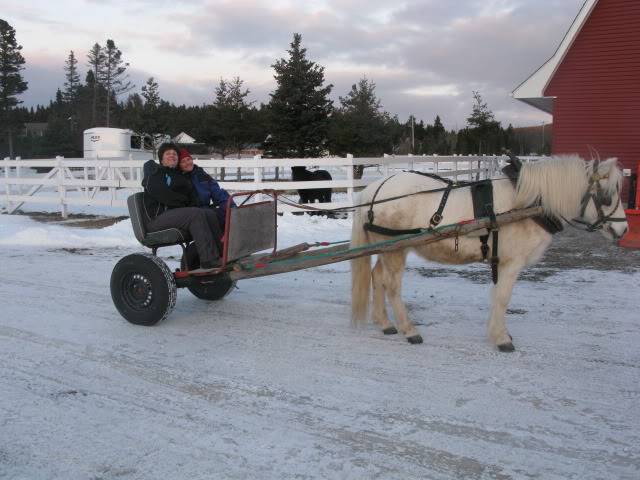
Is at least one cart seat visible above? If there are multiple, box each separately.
[127,193,192,248]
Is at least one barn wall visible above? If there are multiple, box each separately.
[544,0,640,196]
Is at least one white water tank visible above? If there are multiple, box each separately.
[83,128,153,160]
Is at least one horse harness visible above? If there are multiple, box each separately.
[363,171,503,284]
[571,166,627,232]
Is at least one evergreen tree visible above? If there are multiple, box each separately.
[328,78,392,177]
[0,19,28,157]
[87,43,105,126]
[212,77,254,156]
[141,77,160,109]
[266,33,333,157]
[63,50,81,105]
[101,39,133,127]
[466,91,501,154]
[429,115,449,154]
[139,77,161,134]
[120,92,145,133]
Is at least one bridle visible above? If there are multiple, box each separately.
[569,163,627,233]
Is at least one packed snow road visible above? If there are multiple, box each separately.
[1,214,639,479]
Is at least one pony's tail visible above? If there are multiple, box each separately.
[351,206,372,326]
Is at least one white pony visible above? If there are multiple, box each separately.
[351,156,628,351]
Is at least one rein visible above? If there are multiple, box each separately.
[364,171,483,234]
[363,171,502,284]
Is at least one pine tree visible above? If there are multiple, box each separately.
[63,50,81,105]
[328,77,391,176]
[101,39,133,127]
[466,91,500,154]
[0,19,28,157]
[213,77,254,156]
[266,33,333,157]
[141,77,160,109]
[139,77,161,134]
[431,115,448,154]
[87,43,105,126]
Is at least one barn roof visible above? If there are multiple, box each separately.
[512,0,599,113]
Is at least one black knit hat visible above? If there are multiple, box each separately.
[157,142,180,164]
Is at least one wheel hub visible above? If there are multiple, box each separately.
[122,273,153,310]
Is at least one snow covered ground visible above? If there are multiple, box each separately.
[1,212,639,479]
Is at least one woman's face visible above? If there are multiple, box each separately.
[179,155,194,172]
[161,149,179,168]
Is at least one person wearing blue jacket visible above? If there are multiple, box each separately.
[178,149,234,229]
[142,143,222,270]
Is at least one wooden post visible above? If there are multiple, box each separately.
[15,157,21,196]
[128,153,134,181]
[84,158,89,200]
[3,157,10,212]
[56,156,68,218]
[108,159,116,206]
[253,155,263,202]
[347,154,354,204]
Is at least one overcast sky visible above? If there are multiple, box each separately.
[2,0,587,128]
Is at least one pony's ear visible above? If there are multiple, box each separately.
[601,157,618,172]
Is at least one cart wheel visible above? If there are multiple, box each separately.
[110,253,177,325]
[181,243,235,301]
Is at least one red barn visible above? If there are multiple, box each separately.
[513,0,640,199]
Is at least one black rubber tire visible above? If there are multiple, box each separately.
[181,243,235,301]
[110,253,177,326]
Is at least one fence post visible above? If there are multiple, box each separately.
[14,157,21,196]
[3,157,10,212]
[108,159,116,206]
[56,156,68,218]
[382,153,390,177]
[347,154,355,205]
[128,153,134,182]
[253,155,263,201]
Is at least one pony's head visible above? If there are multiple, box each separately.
[579,158,628,241]
[514,155,628,242]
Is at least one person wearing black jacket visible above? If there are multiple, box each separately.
[142,142,222,269]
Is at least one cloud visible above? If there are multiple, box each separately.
[11,0,582,127]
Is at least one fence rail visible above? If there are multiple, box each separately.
[1,154,524,217]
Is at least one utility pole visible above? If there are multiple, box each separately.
[411,114,415,154]
[541,121,545,154]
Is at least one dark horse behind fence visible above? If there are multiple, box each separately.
[291,166,332,214]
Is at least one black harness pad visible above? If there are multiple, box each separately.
[471,181,495,220]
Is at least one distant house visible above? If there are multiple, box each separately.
[513,0,640,197]
[239,143,264,157]
[173,132,196,144]
[23,122,48,137]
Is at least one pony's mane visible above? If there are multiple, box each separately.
[514,155,588,218]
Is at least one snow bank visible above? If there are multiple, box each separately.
[0,212,353,250]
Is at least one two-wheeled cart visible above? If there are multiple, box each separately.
[110,190,542,325]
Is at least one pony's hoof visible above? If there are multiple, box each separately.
[407,334,423,344]
[498,342,515,352]
[383,326,398,335]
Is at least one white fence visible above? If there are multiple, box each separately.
[1,154,515,217]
